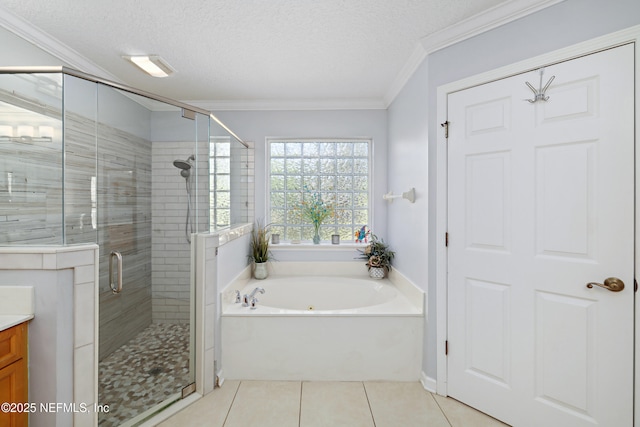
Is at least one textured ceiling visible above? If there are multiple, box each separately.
[1,0,509,108]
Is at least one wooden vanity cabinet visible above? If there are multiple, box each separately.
[0,322,28,427]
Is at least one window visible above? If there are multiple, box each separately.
[210,137,231,228]
[268,138,371,242]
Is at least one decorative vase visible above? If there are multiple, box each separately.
[369,267,385,280]
[312,225,321,244]
[254,262,268,280]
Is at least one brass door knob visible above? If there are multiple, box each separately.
[586,277,625,292]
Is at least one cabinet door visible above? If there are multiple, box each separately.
[0,358,27,427]
[0,323,26,368]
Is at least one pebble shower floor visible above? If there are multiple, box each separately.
[98,323,190,426]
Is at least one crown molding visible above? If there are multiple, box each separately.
[383,0,566,107]
[0,4,121,83]
[185,98,387,112]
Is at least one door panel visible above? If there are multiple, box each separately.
[447,44,634,426]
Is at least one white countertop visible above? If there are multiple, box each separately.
[0,314,34,332]
[0,286,34,332]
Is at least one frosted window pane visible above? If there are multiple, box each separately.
[217,209,230,225]
[354,193,368,208]
[217,191,230,208]
[354,210,368,224]
[321,176,336,190]
[271,209,285,223]
[217,175,230,191]
[319,142,335,157]
[336,209,353,224]
[271,192,285,207]
[286,158,301,174]
[336,176,353,191]
[303,158,319,174]
[337,193,353,207]
[354,159,368,175]
[286,142,302,156]
[286,175,301,191]
[354,143,368,157]
[354,176,368,191]
[337,158,353,174]
[271,143,285,156]
[271,176,285,191]
[286,208,302,224]
[287,192,302,206]
[302,176,319,191]
[216,158,230,173]
[320,159,336,174]
[215,142,230,156]
[303,142,318,157]
[271,158,284,174]
[338,227,353,240]
[337,142,353,156]
[286,226,302,240]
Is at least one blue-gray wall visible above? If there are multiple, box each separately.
[388,0,640,379]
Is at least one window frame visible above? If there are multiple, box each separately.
[266,137,374,243]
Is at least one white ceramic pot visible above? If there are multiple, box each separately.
[369,267,385,280]
[254,262,268,280]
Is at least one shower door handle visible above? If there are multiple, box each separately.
[109,251,123,294]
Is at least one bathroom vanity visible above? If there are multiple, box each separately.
[0,286,34,427]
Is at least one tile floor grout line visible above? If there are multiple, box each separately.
[221,380,242,427]
[298,381,304,427]
[429,392,454,427]
[361,382,377,427]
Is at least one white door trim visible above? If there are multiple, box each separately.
[435,25,640,408]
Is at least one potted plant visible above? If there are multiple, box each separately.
[357,233,395,279]
[249,221,271,279]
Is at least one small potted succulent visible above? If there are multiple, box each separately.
[357,233,395,279]
[249,221,271,279]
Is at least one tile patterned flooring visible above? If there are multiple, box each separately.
[158,380,510,427]
[98,323,191,426]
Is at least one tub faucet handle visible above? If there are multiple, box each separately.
[234,290,241,303]
[250,297,259,309]
[242,294,250,307]
[248,287,265,299]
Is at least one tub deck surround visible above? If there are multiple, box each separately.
[0,286,34,331]
[221,262,424,381]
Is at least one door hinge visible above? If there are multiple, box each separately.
[445,232,449,247]
[445,340,449,356]
[635,278,638,292]
[441,121,449,139]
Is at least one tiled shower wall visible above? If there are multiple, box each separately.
[151,142,209,323]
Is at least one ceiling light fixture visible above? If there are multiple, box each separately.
[123,55,175,78]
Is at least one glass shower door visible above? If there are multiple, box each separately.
[92,84,199,426]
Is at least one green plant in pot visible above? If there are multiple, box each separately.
[357,233,395,279]
[249,221,271,279]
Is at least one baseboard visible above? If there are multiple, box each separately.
[420,371,437,393]
[216,369,225,388]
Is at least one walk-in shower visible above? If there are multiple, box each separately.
[0,67,223,426]
[173,155,195,243]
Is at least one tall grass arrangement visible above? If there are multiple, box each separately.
[249,221,270,263]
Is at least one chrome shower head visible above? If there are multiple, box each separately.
[173,155,195,178]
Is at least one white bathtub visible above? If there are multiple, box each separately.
[221,269,424,381]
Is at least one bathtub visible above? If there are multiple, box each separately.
[221,267,424,381]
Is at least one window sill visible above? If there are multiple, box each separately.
[270,242,368,251]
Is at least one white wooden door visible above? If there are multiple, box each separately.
[447,44,634,427]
